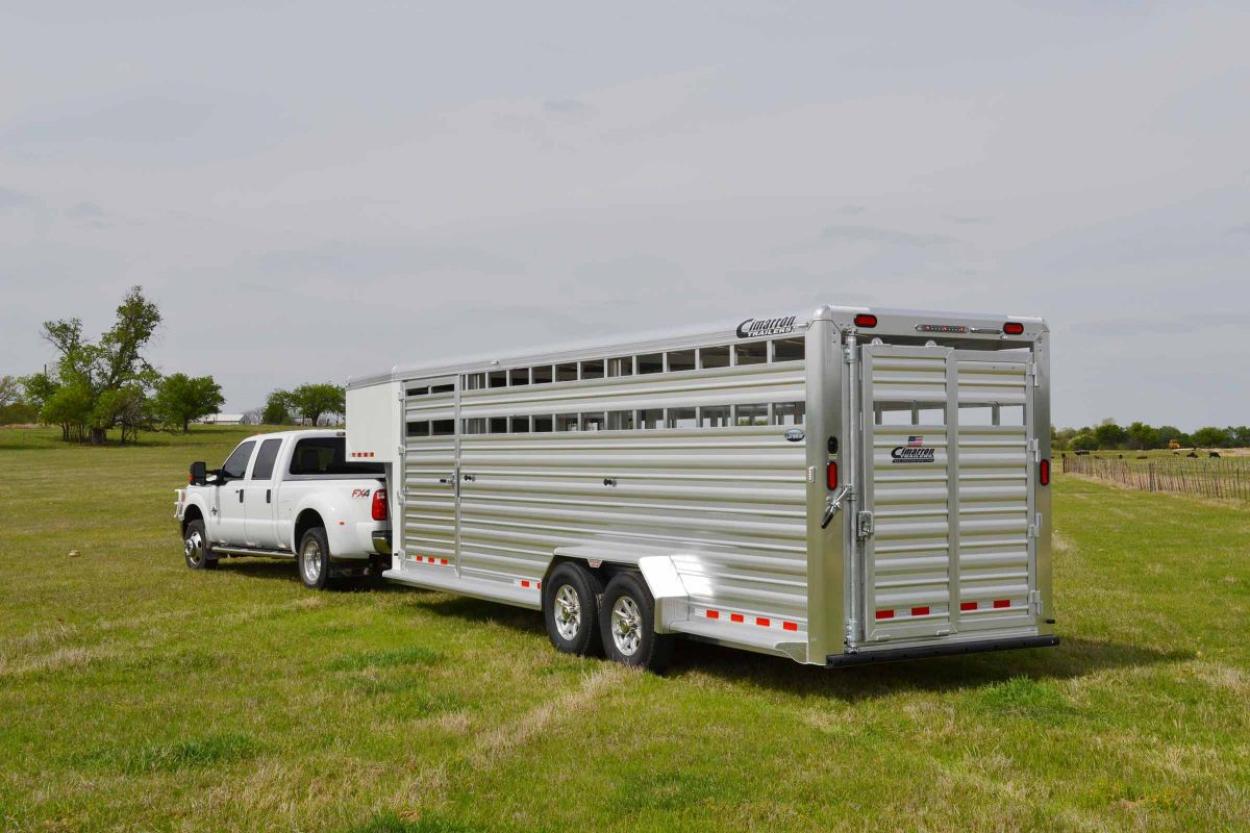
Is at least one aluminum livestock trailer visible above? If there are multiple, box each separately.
[346,305,1057,670]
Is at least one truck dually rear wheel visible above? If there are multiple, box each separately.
[298,527,333,590]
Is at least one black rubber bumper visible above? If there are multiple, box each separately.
[826,634,1059,668]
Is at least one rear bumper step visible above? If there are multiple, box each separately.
[827,634,1059,668]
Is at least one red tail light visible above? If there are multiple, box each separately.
[1039,459,1050,486]
[1003,322,1024,335]
[827,461,838,490]
[853,313,878,328]
[371,488,388,521]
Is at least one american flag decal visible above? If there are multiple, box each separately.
[907,435,924,447]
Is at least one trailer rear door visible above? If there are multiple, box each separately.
[858,344,1038,643]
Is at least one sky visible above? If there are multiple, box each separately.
[1,1,1247,428]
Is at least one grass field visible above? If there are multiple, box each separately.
[2,426,1249,832]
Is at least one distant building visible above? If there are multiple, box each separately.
[199,413,245,425]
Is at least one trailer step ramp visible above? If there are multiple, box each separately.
[383,564,542,610]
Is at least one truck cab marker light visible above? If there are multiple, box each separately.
[1003,322,1025,336]
[853,313,878,328]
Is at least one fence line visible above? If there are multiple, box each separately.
[1061,454,1250,501]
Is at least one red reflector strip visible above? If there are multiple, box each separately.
[911,606,930,616]
[993,599,1011,609]
[730,613,744,623]
[960,601,978,611]
[755,617,771,627]
[875,609,894,620]
[426,556,435,563]
[783,621,798,632]
[520,580,531,588]
[706,609,719,620]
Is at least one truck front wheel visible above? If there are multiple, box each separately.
[183,519,217,570]
[298,527,333,590]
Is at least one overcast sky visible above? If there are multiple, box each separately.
[1,2,1247,428]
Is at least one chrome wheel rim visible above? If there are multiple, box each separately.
[611,595,643,656]
[554,584,581,641]
[184,530,204,566]
[301,539,323,584]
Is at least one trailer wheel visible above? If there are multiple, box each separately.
[599,572,673,672]
[543,562,604,657]
[182,519,217,570]
[298,527,333,590]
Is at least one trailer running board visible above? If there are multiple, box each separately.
[826,634,1059,668]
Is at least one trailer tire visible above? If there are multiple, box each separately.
[298,527,333,590]
[182,519,217,570]
[543,562,604,657]
[599,572,673,672]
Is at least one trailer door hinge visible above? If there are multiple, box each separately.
[1028,363,1039,387]
[1029,589,1044,616]
[1027,438,1040,462]
[1028,512,1043,538]
[856,510,874,540]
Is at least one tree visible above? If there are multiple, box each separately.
[1093,421,1127,450]
[153,373,225,432]
[291,383,345,426]
[1192,426,1231,449]
[262,390,296,425]
[1070,430,1099,452]
[1125,421,1161,451]
[1230,426,1250,448]
[0,376,18,408]
[40,286,162,443]
[1156,425,1188,448]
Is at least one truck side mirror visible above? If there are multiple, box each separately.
[189,461,207,486]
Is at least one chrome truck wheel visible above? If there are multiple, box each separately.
[599,572,674,672]
[182,519,216,570]
[298,527,332,590]
[542,562,604,656]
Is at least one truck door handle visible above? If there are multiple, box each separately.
[266,489,271,503]
[237,489,244,503]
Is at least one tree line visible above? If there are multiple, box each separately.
[1053,421,1250,452]
[0,286,345,442]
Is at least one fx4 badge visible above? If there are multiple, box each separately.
[351,488,372,498]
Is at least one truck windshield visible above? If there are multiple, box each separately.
[289,437,384,476]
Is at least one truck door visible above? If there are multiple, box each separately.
[857,344,1038,643]
[243,437,283,548]
[214,439,256,545]
[398,376,460,570]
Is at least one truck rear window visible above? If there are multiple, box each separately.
[289,437,384,476]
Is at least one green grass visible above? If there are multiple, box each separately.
[2,426,1248,832]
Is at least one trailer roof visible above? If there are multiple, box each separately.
[347,304,1046,389]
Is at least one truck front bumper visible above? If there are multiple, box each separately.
[827,634,1059,668]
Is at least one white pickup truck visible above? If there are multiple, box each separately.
[173,429,391,588]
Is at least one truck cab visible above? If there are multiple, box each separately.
[174,430,391,588]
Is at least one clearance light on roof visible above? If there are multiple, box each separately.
[853,313,877,328]
[1003,321,1025,335]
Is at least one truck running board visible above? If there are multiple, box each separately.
[827,635,1059,668]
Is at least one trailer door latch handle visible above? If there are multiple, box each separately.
[821,486,851,529]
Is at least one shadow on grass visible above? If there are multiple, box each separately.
[666,635,1192,700]
[214,558,410,594]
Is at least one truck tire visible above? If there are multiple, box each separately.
[599,572,673,672]
[543,562,604,657]
[182,519,217,570]
[298,527,333,590]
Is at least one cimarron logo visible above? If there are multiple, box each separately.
[891,446,935,463]
[736,315,796,338]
